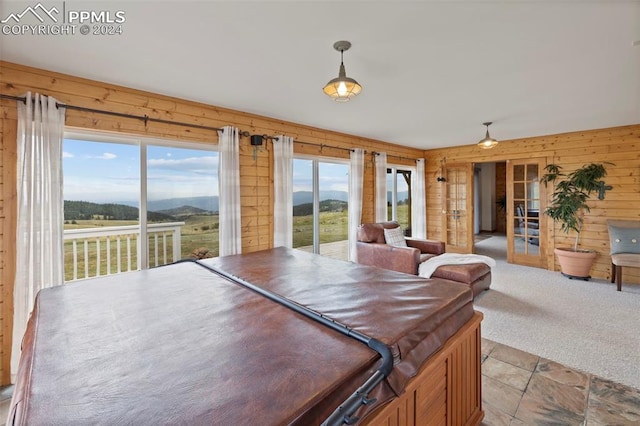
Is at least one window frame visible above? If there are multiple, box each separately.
[63,128,218,274]
[292,154,350,256]
[386,164,416,231]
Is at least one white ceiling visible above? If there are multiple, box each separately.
[2,0,639,149]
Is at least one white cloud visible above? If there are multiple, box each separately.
[63,151,74,158]
[87,152,117,160]
[148,156,218,173]
[330,183,349,192]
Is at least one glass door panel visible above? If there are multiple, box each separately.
[292,159,314,250]
[507,158,546,267]
[146,145,218,267]
[318,162,349,259]
[63,138,141,282]
[386,168,412,233]
[292,158,349,261]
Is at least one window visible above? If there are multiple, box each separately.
[63,131,218,281]
[386,167,412,234]
[292,157,349,260]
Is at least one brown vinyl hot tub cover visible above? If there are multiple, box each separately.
[9,247,473,425]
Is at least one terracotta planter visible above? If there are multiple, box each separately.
[554,248,597,280]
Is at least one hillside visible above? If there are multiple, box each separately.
[157,206,212,217]
[293,199,347,216]
[293,191,349,205]
[292,190,408,206]
[64,201,175,222]
[116,196,219,213]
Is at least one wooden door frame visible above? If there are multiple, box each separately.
[506,157,548,268]
[441,163,474,253]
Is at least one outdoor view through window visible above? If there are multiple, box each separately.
[387,168,411,233]
[63,136,218,282]
[63,143,410,279]
[292,159,349,260]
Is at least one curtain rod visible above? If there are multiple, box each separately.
[0,93,251,137]
[270,136,419,159]
[257,135,357,153]
[372,151,422,162]
[293,139,361,153]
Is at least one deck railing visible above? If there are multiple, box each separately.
[63,222,185,282]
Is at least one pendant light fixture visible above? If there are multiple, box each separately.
[323,40,362,102]
[477,122,498,149]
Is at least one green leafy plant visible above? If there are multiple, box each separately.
[540,162,612,251]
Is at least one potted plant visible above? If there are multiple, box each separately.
[540,162,612,280]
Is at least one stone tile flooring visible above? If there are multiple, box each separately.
[481,338,640,425]
[1,339,638,425]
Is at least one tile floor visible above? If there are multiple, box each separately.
[481,338,640,425]
[1,340,638,425]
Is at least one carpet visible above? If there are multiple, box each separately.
[473,235,640,390]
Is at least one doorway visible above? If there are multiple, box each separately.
[472,159,547,269]
[473,162,506,249]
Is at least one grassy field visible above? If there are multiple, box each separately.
[292,205,409,248]
[64,215,219,281]
[64,205,409,281]
[293,211,349,248]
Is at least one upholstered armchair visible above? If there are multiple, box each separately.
[607,219,640,291]
[356,221,445,275]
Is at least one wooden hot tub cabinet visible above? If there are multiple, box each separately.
[364,312,483,426]
[8,248,483,425]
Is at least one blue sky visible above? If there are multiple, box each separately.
[63,139,217,203]
[292,159,349,193]
[64,140,352,204]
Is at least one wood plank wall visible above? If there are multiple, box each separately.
[424,125,640,284]
[495,162,507,234]
[0,61,422,385]
[1,61,639,386]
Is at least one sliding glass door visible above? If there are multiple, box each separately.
[386,167,412,234]
[145,144,219,267]
[63,131,218,281]
[292,158,349,260]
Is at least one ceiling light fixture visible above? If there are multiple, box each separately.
[323,40,362,102]
[477,122,498,149]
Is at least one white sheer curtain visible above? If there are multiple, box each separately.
[348,149,365,261]
[12,92,66,377]
[412,158,427,238]
[374,152,387,222]
[217,126,241,256]
[273,135,293,248]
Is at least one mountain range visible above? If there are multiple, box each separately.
[97,189,408,213]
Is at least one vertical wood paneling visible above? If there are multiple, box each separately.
[2,58,638,389]
[363,312,483,426]
[495,162,506,234]
[425,126,640,284]
[0,108,17,385]
[0,60,423,385]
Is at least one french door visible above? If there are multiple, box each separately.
[506,158,547,268]
[441,163,474,253]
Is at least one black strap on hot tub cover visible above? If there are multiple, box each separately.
[185,259,394,426]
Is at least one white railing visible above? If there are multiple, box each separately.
[63,222,185,282]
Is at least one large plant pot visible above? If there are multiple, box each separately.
[554,248,597,280]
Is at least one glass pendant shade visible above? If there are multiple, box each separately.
[323,41,362,102]
[323,75,362,102]
[477,122,498,149]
